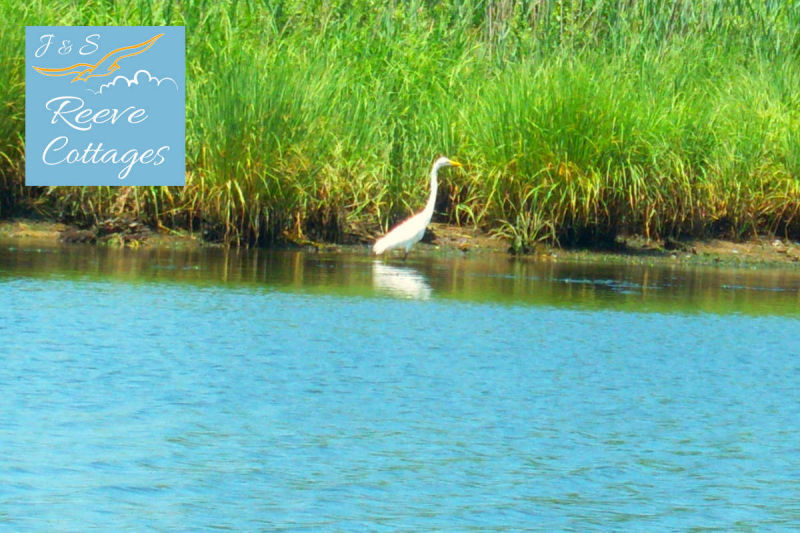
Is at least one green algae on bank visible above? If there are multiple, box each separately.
[0,219,206,250]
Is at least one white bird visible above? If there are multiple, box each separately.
[373,156,462,258]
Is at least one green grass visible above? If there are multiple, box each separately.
[2,0,800,250]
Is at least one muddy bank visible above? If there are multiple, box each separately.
[0,218,205,250]
[1,218,799,268]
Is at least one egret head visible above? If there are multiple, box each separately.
[432,156,462,171]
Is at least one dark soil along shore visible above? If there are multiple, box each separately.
[3,218,799,268]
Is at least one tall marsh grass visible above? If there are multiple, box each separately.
[2,0,800,249]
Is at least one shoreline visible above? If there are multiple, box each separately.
[2,218,799,269]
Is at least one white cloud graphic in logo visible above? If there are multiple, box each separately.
[87,69,178,96]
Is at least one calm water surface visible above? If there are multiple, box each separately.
[1,242,799,530]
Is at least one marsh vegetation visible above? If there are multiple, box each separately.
[3,0,799,251]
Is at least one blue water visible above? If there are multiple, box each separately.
[2,245,800,530]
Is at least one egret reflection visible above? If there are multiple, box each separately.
[372,261,432,300]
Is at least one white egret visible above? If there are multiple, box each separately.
[373,156,462,258]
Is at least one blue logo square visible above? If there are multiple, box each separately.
[25,26,185,186]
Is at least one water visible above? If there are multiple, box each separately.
[1,242,799,530]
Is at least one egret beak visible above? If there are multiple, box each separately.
[451,161,463,167]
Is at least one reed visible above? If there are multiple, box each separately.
[2,0,799,249]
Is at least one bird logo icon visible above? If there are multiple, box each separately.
[32,33,164,83]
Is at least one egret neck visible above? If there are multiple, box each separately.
[422,162,439,220]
